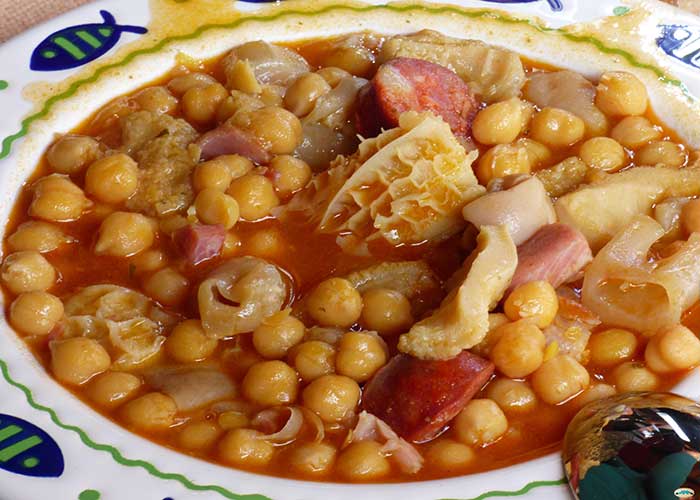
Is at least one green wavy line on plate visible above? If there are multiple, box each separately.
[0,357,270,500]
[450,478,568,500]
[0,80,8,91]
[0,3,669,499]
[0,1,690,161]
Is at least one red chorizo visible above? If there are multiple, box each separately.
[355,57,478,139]
[508,223,592,294]
[173,223,225,266]
[362,351,494,442]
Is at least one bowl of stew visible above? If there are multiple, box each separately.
[2,0,700,499]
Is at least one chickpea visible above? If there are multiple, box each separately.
[85,154,139,204]
[454,399,508,446]
[573,384,616,410]
[227,174,279,221]
[531,354,590,405]
[226,59,262,94]
[229,106,302,155]
[612,362,659,392]
[337,441,390,480]
[133,86,178,114]
[316,66,351,87]
[7,221,71,253]
[335,332,387,382]
[472,313,510,357]
[284,73,332,117]
[30,174,91,222]
[50,337,111,385]
[252,310,305,359]
[290,340,336,382]
[219,428,273,466]
[166,319,218,363]
[194,189,240,229]
[636,141,686,168]
[360,288,413,336]
[182,83,229,124]
[221,232,242,257]
[194,154,254,192]
[475,143,531,186]
[86,371,141,408]
[289,442,337,476]
[10,292,63,336]
[588,328,638,367]
[472,98,524,145]
[120,392,177,430]
[518,138,552,170]
[645,325,700,373]
[321,46,375,78]
[302,374,360,423]
[682,199,700,235]
[596,71,648,117]
[269,155,312,197]
[178,421,221,451]
[142,267,189,306]
[490,320,546,378]
[307,278,363,328]
[610,116,661,149]
[46,135,100,174]
[530,108,585,148]
[485,378,537,414]
[503,281,558,328]
[1,251,56,294]
[579,137,626,171]
[242,360,299,406]
[245,227,285,258]
[167,72,218,96]
[94,212,154,257]
[218,411,249,430]
[426,439,475,470]
[158,214,188,235]
[129,249,167,275]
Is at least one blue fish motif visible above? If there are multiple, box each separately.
[480,0,563,12]
[30,10,147,72]
[0,414,64,478]
[658,24,700,70]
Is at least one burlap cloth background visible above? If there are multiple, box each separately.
[0,0,698,42]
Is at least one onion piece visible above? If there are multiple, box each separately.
[252,406,304,445]
[345,411,424,474]
[300,407,326,443]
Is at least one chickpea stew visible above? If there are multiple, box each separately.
[2,30,699,482]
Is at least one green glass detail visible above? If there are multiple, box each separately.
[613,6,631,16]
[22,457,39,468]
[0,80,7,90]
[78,490,101,500]
[42,50,57,59]
[76,30,103,49]
[0,4,683,499]
[0,435,42,462]
[52,36,87,60]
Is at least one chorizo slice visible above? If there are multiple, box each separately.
[508,223,592,293]
[362,351,494,442]
[173,223,225,266]
[355,57,478,139]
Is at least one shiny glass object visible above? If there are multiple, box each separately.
[563,393,700,500]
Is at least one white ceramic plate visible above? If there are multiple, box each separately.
[2,1,700,499]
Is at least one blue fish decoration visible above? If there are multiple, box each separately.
[658,24,700,70]
[0,414,64,478]
[30,10,147,71]
[480,0,563,12]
